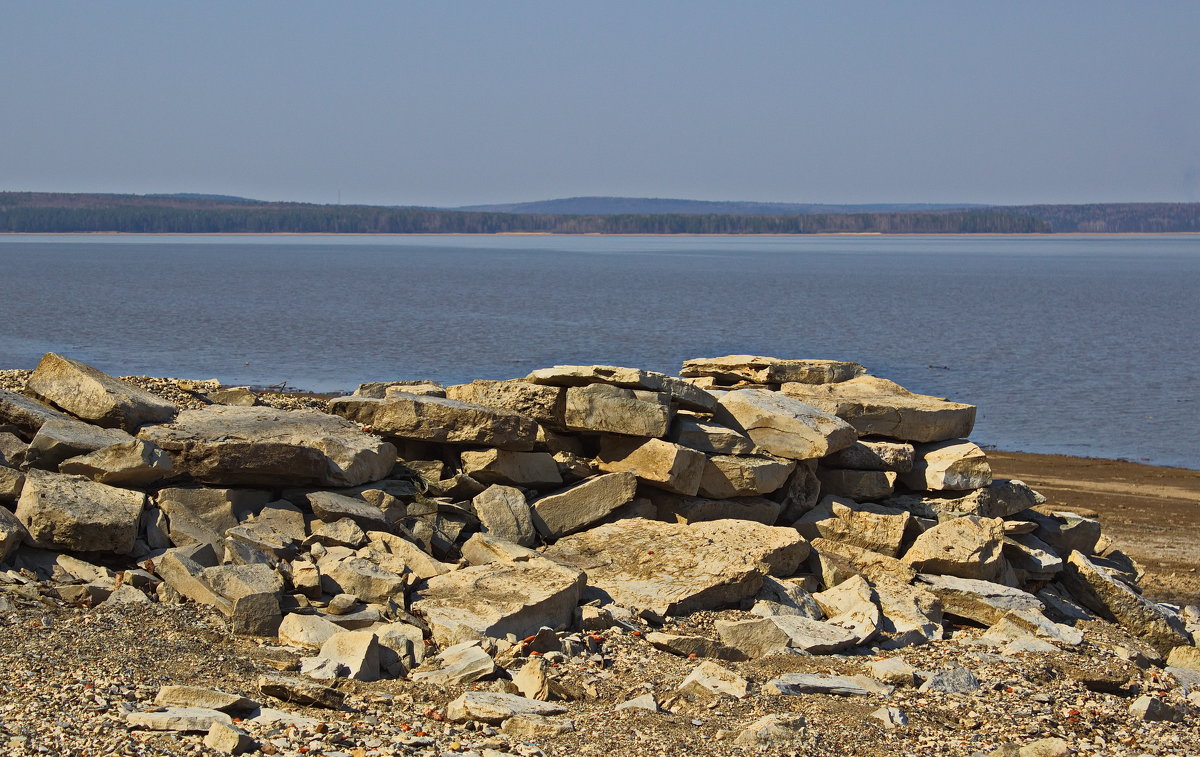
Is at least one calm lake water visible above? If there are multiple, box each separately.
[1,234,1197,468]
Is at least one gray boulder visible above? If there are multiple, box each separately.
[15,470,143,554]
[141,405,396,487]
[25,353,177,431]
[472,485,538,547]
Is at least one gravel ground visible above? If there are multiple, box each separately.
[1,591,1197,757]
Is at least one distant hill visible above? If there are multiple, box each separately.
[452,196,985,215]
[146,193,259,203]
[1001,203,1200,233]
[0,192,1047,234]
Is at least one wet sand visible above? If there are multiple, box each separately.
[990,450,1200,606]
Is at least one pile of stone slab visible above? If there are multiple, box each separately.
[1,352,1196,692]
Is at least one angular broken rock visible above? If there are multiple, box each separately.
[58,439,174,486]
[256,675,344,709]
[766,673,892,697]
[329,394,539,450]
[1061,551,1190,655]
[141,405,396,487]
[596,437,706,495]
[543,518,809,616]
[697,454,795,499]
[278,613,344,648]
[816,468,897,501]
[525,364,718,412]
[781,375,976,443]
[677,661,749,699]
[26,353,178,432]
[307,491,390,532]
[824,440,915,472]
[0,388,72,436]
[899,439,992,491]
[24,418,137,473]
[204,722,258,755]
[716,615,859,657]
[411,641,498,686]
[646,632,747,661]
[917,573,1046,627]
[320,556,407,604]
[668,415,757,455]
[308,629,381,681]
[446,691,567,725]
[562,384,670,437]
[715,389,856,461]
[654,493,783,526]
[733,713,808,747]
[874,577,944,646]
[15,470,143,554]
[472,485,537,547]
[0,463,25,504]
[154,686,259,713]
[1129,694,1184,722]
[681,355,865,386]
[126,707,232,732]
[885,479,1044,520]
[813,575,882,645]
[751,575,823,619]
[410,556,584,645]
[530,472,637,539]
[918,664,981,694]
[0,506,26,563]
[461,449,563,488]
[796,496,911,557]
[902,515,1005,581]
[445,379,565,430]
[810,538,917,587]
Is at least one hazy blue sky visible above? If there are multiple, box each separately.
[2,2,1198,206]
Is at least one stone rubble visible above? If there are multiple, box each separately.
[0,353,1197,756]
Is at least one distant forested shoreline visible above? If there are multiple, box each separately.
[2,192,1198,234]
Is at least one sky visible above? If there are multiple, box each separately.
[2,2,1198,207]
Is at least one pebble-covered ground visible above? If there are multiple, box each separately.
[1,590,1197,757]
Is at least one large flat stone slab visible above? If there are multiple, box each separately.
[530,472,638,539]
[681,356,865,386]
[328,394,538,450]
[715,389,856,461]
[543,518,809,616]
[140,406,396,487]
[410,556,585,645]
[902,515,1005,581]
[562,384,671,437]
[24,419,133,471]
[15,470,143,554]
[596,437,705,495]
[25,353,177,432]
[526,364,718,412]
[780,375,976,443]
[445,380,566,430]
[0,389,72,436]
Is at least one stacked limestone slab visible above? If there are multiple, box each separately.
[1,352,1196,695]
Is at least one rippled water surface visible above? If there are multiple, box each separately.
[1,234,1197,467]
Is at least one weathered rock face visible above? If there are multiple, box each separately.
[902,515,1006,581]
[0,506,26,563]
[543,518,809,615]
[328,395,538,451]
[530,472,638,539]
[815,468,897,501]
[681,356,865,386]
[885,478,1043,519]
[900,439,992,491]
[654,493,783,525]
[916,573,1045,626]
[780,375,976,443]
[698,454,795,499]
[716,615,859,657]
[410,557,585,644]
[823,440,915,472]
[1061,551,1190,654]
[0,465,25,504]
[15,470,144,554]
[595,437,705,495]
[796,497,911,557]
[460,449,562,488]
[472,485,537,547]
[25,353,178,432]
[561,384,670,437]
[58,439,174,486]
[444,380,565,430]
[669,415,757,455]
[810,537,917,587]
[714,389,856,461]
[0,389,72,436]
[24,419,134,471]
[141,406,396,487]
[525,364,717,413]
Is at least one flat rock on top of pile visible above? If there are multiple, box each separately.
[715,389,857,460]
[525,364,718,412]
[15,469,144,554]
[681,355,866,385]
[543,518,810,616]
[328,394,538,450]
[140,405,396,487]
[25,353,178,432]
[780,375,976,443]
